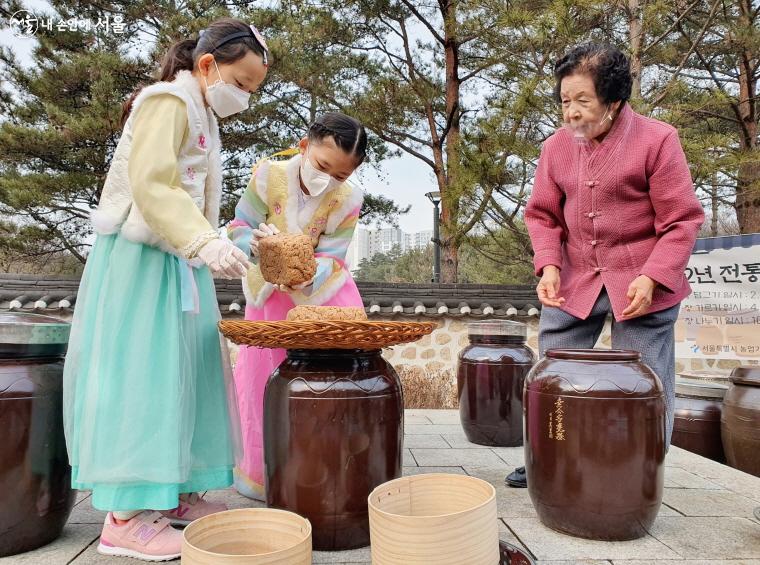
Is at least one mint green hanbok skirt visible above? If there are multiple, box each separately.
[63,233,240,511]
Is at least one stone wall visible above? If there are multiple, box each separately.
[360,314,750,408]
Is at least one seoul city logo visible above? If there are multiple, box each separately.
[8,10,38,37]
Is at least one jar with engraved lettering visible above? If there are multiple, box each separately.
[524,349,665,541]
[264,349,403,551]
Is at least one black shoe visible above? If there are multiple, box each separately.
[505,466,527,488]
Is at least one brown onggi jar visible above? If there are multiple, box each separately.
[672,378,727,463]
[264,349,403,551]
[457,321,535,447]
[524,349,665,541]
[721,366,760,477]
[0,313,76,557]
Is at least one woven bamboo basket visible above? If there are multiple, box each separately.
[181,508,311,564]
[218,320,435,350]
[368,473,499,564]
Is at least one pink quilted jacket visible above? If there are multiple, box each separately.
[525,103,705,321]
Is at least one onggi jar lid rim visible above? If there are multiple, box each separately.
[730,366,760,387]
[0,312,71,347]
[675,378,728,399]
[468,320,526,338]
[545,348,640,362]
[676,371,731,385]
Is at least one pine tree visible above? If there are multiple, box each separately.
[663,0,760,233]
[0,0,407,266]
[0,0,152,262]
[263,0,519,282]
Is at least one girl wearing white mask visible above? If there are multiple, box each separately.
[64,18,268,561]
[228,112,367,500]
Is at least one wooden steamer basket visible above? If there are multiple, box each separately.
[181,508,311,564]
[368,473,500,564]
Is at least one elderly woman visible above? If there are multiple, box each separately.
[506,43,705,488]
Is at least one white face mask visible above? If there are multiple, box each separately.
[300,149,341,197]
[203,59,250,118]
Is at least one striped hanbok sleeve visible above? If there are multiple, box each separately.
[293,187,363,303]
[228,165,269,259]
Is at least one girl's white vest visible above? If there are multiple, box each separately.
[91,70,222,260]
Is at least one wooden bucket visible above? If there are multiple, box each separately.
[181,508,311,564]
[368,473,499,564]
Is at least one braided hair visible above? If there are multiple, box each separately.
[308,112,368,164]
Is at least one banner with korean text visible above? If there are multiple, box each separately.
[676,233,760,360]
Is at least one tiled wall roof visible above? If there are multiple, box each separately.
[0,275,541,318]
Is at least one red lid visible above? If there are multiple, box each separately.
[729,366,760,387]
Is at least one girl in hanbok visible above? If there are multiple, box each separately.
[64,18,269,561]
[228,112,367,499]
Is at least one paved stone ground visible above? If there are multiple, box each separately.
[4,409,760,564]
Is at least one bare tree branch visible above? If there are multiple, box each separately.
[642,0,702,55]
[399,0,445,44]
[650,0,722,109]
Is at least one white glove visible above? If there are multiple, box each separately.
[250,223,281,257]
[277,277,314,293]
[197,238,251,279]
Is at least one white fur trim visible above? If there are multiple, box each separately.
[254,160,271,204]
[92,123,133,235]
[288,155,325,230]
[325,183,364,234]
[285,155,353,234]
[173,70,207,118]
[129,72,206,145]
[120,217,159,248]
[242,278,275,308]
[284,156,305,234]
[90,207,126,235]
[93,70,222,259]
[202,107,222,229]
